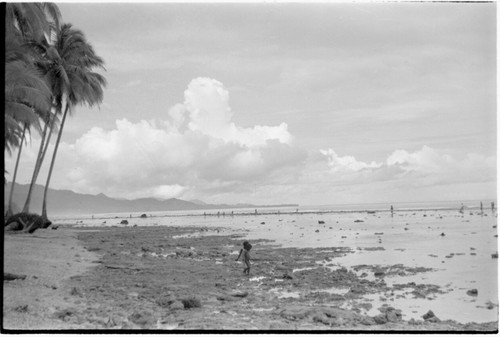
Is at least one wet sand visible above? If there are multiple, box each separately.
[2,223,498,331]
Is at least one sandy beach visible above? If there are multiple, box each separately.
[3,227,99,329]
[3,215,498,331]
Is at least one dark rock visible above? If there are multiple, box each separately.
[374,270,385,277]
[140,214,147,218]
[422,310,440,322]
[315,229,320,233]
[4,273,27,281]
[492,252,498,259]
[318,221,325,224]
[14,305,28,313]
[282,273,293,280]
[466,289,478,296]
[120,220,129,225]
[181,296,202,309]
[354,220,364,223]
[440,233,445,236]
[51,225,59,230]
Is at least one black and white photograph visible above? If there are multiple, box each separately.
[3,0,498,332]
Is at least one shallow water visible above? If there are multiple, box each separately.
[54,208,498,324]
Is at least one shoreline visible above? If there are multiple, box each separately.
[3,224,499,331]
[51,206,496,222]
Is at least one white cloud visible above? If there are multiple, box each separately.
[386,145,451,173]
[183,77,292,147]
[318,145,495,188]
[320,149,382,172]
[26,77,304,200]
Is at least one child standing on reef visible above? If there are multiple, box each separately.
[236,241,252,275]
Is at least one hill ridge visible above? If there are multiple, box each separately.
[4,182,297,216]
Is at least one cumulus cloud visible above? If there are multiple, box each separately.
[320,149,382,172]
[386,145,452,173]
[183,78,292,146]
[43,77,304,200]
[319,145,495,188]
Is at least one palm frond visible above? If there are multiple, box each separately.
[4,102,43,133]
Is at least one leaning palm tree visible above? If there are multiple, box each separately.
[22,41,63,213]
[5,2,60,215]
[21,110,59,213]
[40,23,106,221]
[5,36,52,217]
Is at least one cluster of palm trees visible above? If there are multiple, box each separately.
[5,3,107,221]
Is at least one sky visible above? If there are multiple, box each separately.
[5,1,497,206]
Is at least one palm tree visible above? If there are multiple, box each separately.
[5,2,60,215]
[5,35,52,217]
[21,40,63,213]
[6,3,61,43]
[21,111,59,213]
[40,23,106,221]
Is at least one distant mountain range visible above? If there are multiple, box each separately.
[4,182,297,216]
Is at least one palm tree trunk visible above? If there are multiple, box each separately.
[23,112,55,213]
[6,123,28,217]
[41,104,69,221]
